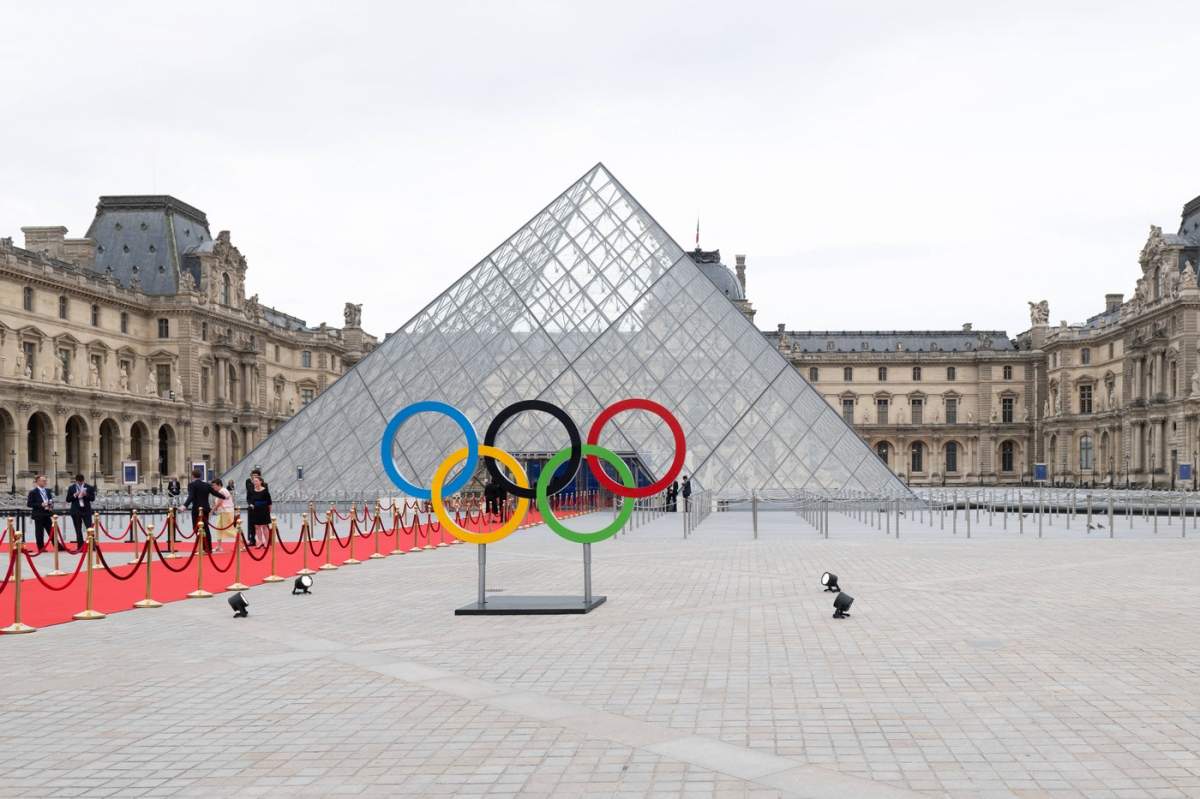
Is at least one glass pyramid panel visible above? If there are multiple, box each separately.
[227,164,913,501]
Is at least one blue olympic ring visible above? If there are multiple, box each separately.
[379,400,479,500]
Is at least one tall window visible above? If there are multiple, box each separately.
[201,367,210,403]
[876,398,889,425]
[58,296,68,320]
[302,350,312,368]
[1079,384,1093,414]
[1108,342,1114,359]
[910,442,924,472]
[156,364,171,397]
[1170,362,1177,398]
[318,352,327,368]
[945,442,958,473]
[947,366,957,381]
[1079,435,1094,470]
[875,441,890,464]
[22,287,33,311]
[222,273,231,306]
[90,304,99,326]
[912,366,922,381]
[22,342,35,374]
[910,397,923,424]
[1002,365,1012,381]
[274,344,281,362]
[843,366,852,382]
[878,366,887,381]
[201,322,208,341]
[1001,441,1015,472]
[1001,396,1014,423]
[157,318,169,338]
[808,367,819,382]
[120,312,129,334]
[300,387,314,406]
[841,398,854,424]
[945,397,957,424]
[1081,348,1091,365]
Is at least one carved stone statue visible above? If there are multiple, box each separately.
[15,352,24,377]
[39,368,46,382]
[1028,300,1050,326]
[1191,368,1200,398]
[1184,261,1198,290]
[245,293,260,317]
[344,302,362,328]
[175,375,183,396]
[1023,407,1030,422]
[991,407,998,423]
[53,358,62,382]
[288,399,296,415]
[1043,399,1049,418]
[90,363,100,388]
[1168,267,1182,299]
[967,410,974,423]
[146,376,156,396]
[119,367,129,392]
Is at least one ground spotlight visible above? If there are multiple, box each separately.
[228,592,249,618]
[821,572,840,592]
[832,592,853,619]
[293,574,313,595]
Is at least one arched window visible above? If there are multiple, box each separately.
[808,367,818,382]
[1002,365,1012,381]
[945,441,959,473]
[1000,440,1015,472]
[222,273,231,306]
[1079,434,1094,471]
[910,442,925,472]
[912,366,921,381]
[875,441,890,464]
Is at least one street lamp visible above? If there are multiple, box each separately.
[8,448,14,494]
[1150,451,1156,490]
[53,449,59,494]
[92,452,99,491]
[1124,453,1130,489]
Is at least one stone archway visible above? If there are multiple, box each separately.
[99,418,120,479]
[26,411,54,476]
[65,415,89,476]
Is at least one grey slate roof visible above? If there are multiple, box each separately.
[766,330,1015,353]
[687,248,745,300]
[85,195,213,295]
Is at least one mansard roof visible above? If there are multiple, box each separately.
[767,329,1015,353]
[85,195,213,296]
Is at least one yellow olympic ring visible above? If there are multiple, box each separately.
[430,445,531,544]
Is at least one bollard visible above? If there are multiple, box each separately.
[73,528,107,619]
[1,524,36,634]
[226,518,249,592]
[1108,494,1115,538]
[952,493,957,535]
[134,529,163,608]
[752,490,758,539]
[1154,499,1159,535]
[1086,493,1092,532]
[263,517,285,582]
[895,498,901,540]
[1019,490,1024,535]
[320,511,339,570]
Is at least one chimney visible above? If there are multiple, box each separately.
[21,226,68,259]
[962,322,973,332]
[1105,293,1124,313]
[735,254,747,294]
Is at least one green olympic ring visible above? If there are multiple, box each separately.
[537,443,635,543]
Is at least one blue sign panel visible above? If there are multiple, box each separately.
[1033,463,1048,482]
[1180,463,1192,481]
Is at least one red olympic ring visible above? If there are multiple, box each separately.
[586,398,685,498]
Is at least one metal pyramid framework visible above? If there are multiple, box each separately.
[228,164,912,501]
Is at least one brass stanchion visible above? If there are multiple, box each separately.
[47,514,67,576]
[186,516,213,598]
[1,522,36,634]
[164,507,179,558]
[343,503,361,565]
[319,510,338,571]
[296,517,316,576]
[369,504,386,559]
[436,504,449,547]
[72,528,107,620]
[133,528,162,609]
[226,517,249,591]
[390,504,405,555]
[263,516,285,582]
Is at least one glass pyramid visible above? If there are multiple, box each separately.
[228,164,912,501]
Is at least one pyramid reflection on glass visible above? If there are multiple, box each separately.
[228,164,912,500]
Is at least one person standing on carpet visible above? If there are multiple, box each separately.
[210,478,234,553]
[66,473,96,551]
[183,467,220,553]
[246,471,272,547]
[25,474,55,552]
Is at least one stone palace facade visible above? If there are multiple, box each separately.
[707,190,1200,488]
[0,195,376,492]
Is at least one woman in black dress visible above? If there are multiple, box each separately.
[246,471,272,547]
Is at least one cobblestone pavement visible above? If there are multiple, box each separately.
[2,507,1199,799]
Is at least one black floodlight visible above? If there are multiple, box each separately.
[821,572,840,592]
[228,592,249,618]
[293,574,314,595]
[832,592,854,619]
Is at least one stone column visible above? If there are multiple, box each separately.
[213,422,223,474]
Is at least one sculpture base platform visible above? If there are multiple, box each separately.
[455,595,606,615]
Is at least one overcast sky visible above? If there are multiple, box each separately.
[3,1,1200,340]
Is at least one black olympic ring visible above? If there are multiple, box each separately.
[482,399,582,500]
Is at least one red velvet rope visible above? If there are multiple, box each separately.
[329,521,350,547]
[0,553,14,595]
[203,544,238,574]
[94,541,147,582]
[276,531,303,556]
[240,533,270,562]
[307,530,328,558]
[153,537,198,573]
[23,546,88,590]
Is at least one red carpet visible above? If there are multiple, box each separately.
[0,499,598,631]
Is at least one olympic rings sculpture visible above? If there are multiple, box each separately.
[379,398,686,545]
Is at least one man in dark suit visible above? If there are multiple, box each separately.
[25,474,55,552]
[183,466,220,553]
[65,473,96,550]
[667,480,679,511]
[681,475,692,512]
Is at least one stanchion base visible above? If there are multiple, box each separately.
[186,589,213,599]
[455,595,607,615]
[133,598,163,609]
[422,545,436,551]
[226,581,249,591]
[319,563,339,571]
[408,547,421,554]
[296,568,316,575]
[342,558,361,565]
[391,549,406,555]
[262,575,286,583]
[436,543,448,548]
[0,622,37,634]
[46,569,68,577]
[72,609,107,620]
[369,553,386,559]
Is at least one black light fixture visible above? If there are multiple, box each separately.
[820,572,840,592]
[832,592,854,619]
[228,592,249,618]
[293,575,313,595]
